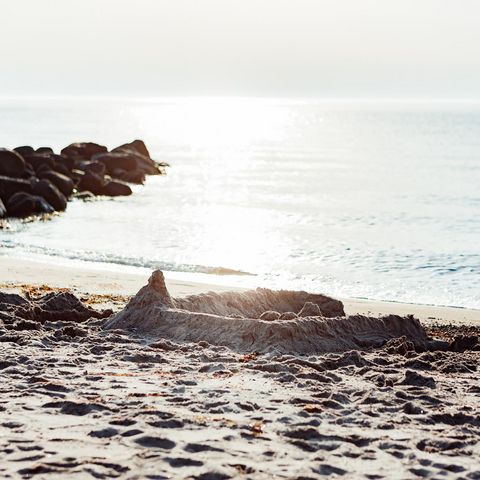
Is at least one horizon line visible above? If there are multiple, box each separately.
[1,94,480,104]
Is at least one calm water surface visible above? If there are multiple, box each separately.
[0,98,479,308]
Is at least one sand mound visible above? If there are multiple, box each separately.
[105,271,429,354]
[0,291,112,324]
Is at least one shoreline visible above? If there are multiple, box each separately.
[1,255,478,325]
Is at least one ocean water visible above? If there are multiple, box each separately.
[0,97,479,308]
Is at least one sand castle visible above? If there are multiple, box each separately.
[105,270,429,354]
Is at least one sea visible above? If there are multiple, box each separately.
[0,97,479,309]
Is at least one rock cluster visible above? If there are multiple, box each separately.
[0,140,166,219]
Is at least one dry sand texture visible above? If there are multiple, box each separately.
[0,271,479,479]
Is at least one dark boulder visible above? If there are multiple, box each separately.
[38,170,74,197]
[113,139,150,158]
[0,148,25,177]
[77,170,105,195]
[6,192,35,217]
[76,160,106,176]
[21,163,36,179]
[36,147,54,154]
[14,146,35,157]
[61,142,107,160]
[92,152,137,173]
[0,175,33,200]
[112,140,166,174]
[0,198,6,218]
[49,153,75,171]
[32,179,67,211]
[118,169,146,184]
[24,153,55,171]
[51,161,73,178]
[102,180,132,196]
[70,169,85,185]
[6,192,54,217]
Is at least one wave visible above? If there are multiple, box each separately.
[0,240,253,277]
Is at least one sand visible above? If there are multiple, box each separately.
[1,256,479,325]
[0,256,479,479]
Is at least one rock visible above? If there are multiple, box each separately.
[23,153,55,171]
[279,311,298,320]
[61,142,108,160]
[38,170,74,197]
[48,153,75,171]
[51,162,72,178]
[298,302,324,317]
[22,163,36,179]
[13,146,34,157]
[6,192,54,217]
[71,169,85,184]
[118,150,162,175]
[260,311,281,321]
[44,154,74,174]
[32,179,67,211]
[102,180,132,196]
[0,149,25,177]
[0,175,33,200]
[118,169,146,184]
[113,139,150,158]
[36,147,53,154]
[77,161,106,176]
[0,198,6,218]
[78,170,105,195]
[92,152,137,174]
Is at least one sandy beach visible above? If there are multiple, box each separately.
[2,2,480,478]
[1,256,478,325]
[1,255,479,479]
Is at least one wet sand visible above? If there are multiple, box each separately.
[0,257,479,479]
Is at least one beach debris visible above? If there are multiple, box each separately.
[0,139,167,219]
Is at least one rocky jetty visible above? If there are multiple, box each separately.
[0,140,167,219]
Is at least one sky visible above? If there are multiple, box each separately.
[1,0,480,98]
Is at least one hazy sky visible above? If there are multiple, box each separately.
[1,0,480,98]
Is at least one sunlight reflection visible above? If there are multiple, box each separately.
[140,97,292,149]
